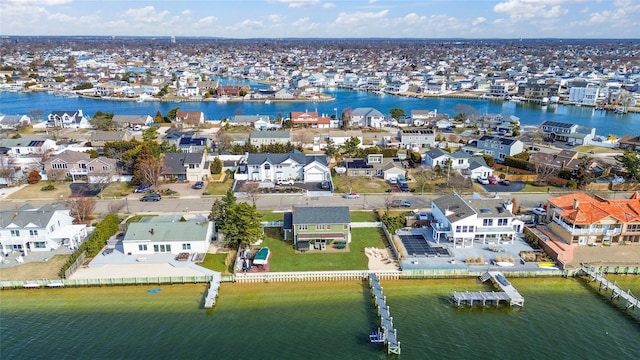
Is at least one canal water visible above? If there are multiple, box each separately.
[1,277,638,359]
[1,90,638,137]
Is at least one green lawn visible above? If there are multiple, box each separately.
[332,175,391,194]
[200,253,232,274]
[205,175,233,195]
[521,183,565,193]
[264,227,387,272]
[349,211,378,222]
[100,182,133,198]
[7,182,72,200]
[260,211,285,222]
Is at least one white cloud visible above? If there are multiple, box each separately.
[278,0,322,8]
[322,2,335,8]
[403,13,426,26]
[182,10,191,15]
[198,16,218,25]
[124,6,170,23]
[472,17,487,26]
[494,0,573,20]
[7,0,72,5]
[335,9,389,26]
[268,14,286,23]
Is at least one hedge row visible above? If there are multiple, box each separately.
[59,214,120,278]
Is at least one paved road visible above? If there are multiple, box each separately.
[7,191,626,215]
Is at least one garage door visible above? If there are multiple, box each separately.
[306,173,323,182]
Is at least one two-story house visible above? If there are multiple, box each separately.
[89,130,134,148]
[0,203,88,254]
[111,115,154,129]
[162,152,210,182]
[349,107,385,128]
[249,130,291,147]
[540,121,596,145]
[545,192,640,246]
[283,206,351,251]
[290,111,331,128]
[431,193,522,248]
[175,111,205,126]
[0,137,58,156]
[344,154,405,180]
[42,150,118,183]
[466,135,524,162]
[47,110,91,129]
[238,150,329,183]
[398,128,437,149]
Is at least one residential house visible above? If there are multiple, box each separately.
[569,85,600,106]
[466,135,524,162]
[0,137,57,156]
[529,150,580,169]
[345,153,405,180]
[237,150,329,183]
[163,152,210,182]
[517,82,559,101]
[175,111,205,126]
[179,137,211,153]
[410,109,438,126]
[228,114,271,127]
[465,157,494,180]
[42,150,118,183]
[545,192,640,246]
[0,203,88,253]
[249,130,291,147]
[398,128,437,150]
[90,130,134,148]
[122,214,214,255]
[431,193,522,248]
[618,135,640,151]
[290,111,331,128]
[283,206,351,251]
[111,115,154,129]
[540,121,596,145]
[47,109,91,129]
[0,114,31,130]
[327,130,364,148]
[349,107,385,128]
[424,148,492,179]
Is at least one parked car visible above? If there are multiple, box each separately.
[532,207,547,216]
[321,180,331,190]
[399,183,410,192]
[140,193,162,202]
[501,179,511,186]
[343,192,360,199]
[192,181,204,189]
[488,176,499,184]
[134,184,152,193]
[388,178,398,185]
[277,179,294,186]
[400,201,411,207]
[477,177,490,185]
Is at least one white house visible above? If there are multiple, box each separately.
[0,203,88,254]
[238,150,330,183]
[0,114,31,130]
[122,215,214,255]
[47,109,91,129]
[0,137,58,156]
[430,193,523,248]
[350,107,385,128]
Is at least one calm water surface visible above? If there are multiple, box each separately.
[1,277,638,360]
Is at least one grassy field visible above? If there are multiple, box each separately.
[7,183,72,200]
[0,254,68,281]
[200,253,232,274]
[259,211,285,222]
[349,211,379,222]
[100,182,133,198]
[520,183,566,193]
[205,174,233,195]
[332,175,391,194]
[263,227,386,272]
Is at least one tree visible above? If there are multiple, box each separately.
[210,157,223,174]
[62,197,96,224]
[340,136,360,156]
[414,168,436,194]
[481,154,496,168]
[615,150,640,180]
[325,139,338,158]
[90,111,115,131]
[133,145,163,189]
[107,200,126,214]
[27,169,41,184]
[389,108,406,120]
[572,156,596,189]
[0,156,16,185]
[221,202,262,248]
[510,121,521,136]
[216,131,233,152]
[142,126,159,142]
[166,107,180,121]
[155,110,164,123]
[534,163,557,184]
[47,169,67,184]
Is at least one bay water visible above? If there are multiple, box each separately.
[1,277,638,359]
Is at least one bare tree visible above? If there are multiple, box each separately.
[62,197,96,224]
[0,155,16,186]
[136,156,164,190]
[414,168,436,194]
[216,131,233,152]
[247,184,261,207]
[534,163,557,184]
[47,169,67,184]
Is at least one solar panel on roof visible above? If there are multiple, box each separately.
[398,235,451,257]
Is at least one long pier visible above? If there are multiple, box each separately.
[204,272,222,308]
[582,266,639,311]
[452,271,524,307]
[368,273,401,355]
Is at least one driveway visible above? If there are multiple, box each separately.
[159,181,207,197]
[480,181,526,193]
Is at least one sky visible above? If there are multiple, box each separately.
[1,0,638,39]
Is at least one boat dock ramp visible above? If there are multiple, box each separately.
[582,266,639,311]
[452,271,524,307]
[368,273,401,355]
[204,272,222,308]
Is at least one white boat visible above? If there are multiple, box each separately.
[253,247,270,266]
[264,99,271,104]
[495,261,515,267]
[541,97,549,105]
[549,96,560,104]
[216,95,229,103]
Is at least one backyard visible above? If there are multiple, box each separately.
[260,227,387,272]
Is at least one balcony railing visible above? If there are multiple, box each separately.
[433,223,451,232]
[69,168,88,175]
[553,218,622,236]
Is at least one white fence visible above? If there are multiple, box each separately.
[350,222,382,228]
[234,270,401,283]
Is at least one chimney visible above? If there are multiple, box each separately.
[503,200,514,213]
[573,198,579,209]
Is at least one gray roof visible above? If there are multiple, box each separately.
[0,203,69,228]
[123,221,211,243]
[467,198,515,219]
[112,115,151,124]
[90,130,129,142]
[247,150,327,167]
[432,193,476,223]
[478,135,517,146]
[424,148,447,159]
[292,206,351,225]
[468,157,489,170]
[42,149,90,165]
[351,107,384,117]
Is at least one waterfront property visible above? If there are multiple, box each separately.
[452,271,524,307]
[368,273,400,355]
[582,266,639,311]
[465,135,524,162]
[545,192,640,246]
[540,120,596,145]
[237,150,330,183]
[283,206,351,251]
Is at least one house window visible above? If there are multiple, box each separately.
[182,243,191,250]
[482,219,493,226]
[456,226,461,232]
[10,230,20,237]
[34,242,47,248]
[265,164,271,170]
[458,159,463,164]
[498,219,509,226]
[29,230,38,236]
[316,225,328,230]
[89,166,94,171]
[299,225,307,231]
[627,224,640,232]
[138,244,148,251]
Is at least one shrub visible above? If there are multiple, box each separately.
[41,183,55,191]
[27,169,42,184]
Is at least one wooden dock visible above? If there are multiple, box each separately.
[582,266,639,311]
[204,272,222,308]
[368,273,401,355]
[452,271,524,307]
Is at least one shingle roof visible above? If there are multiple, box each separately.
[247,150,327,167]
[432,193,476,223]
[292,206,350,225]
[250,130,291,139]
[0,203,69,228]
[123,221,210,243]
